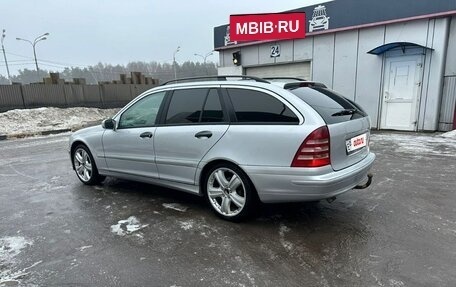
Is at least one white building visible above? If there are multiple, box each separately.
[214,0,456,131]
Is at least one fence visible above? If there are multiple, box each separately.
[0,83,157,112]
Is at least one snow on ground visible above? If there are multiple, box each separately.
[110,216,148,236]
[440,129,456,138]
[0,107,120,135]
[0,236,33,264]
[162,203,189,212]
[278,224,294,252]
[0,236,39,285]
[371,132,456,157]
[178,220,194,230]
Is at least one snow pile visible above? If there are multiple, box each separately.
[440,129,456,139]
[110,216,148,236]
[0,107,119,135]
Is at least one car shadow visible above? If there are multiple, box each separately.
[74,177,367,228]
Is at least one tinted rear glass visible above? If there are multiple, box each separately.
[166,89,207,124]
[201,89,224,122]
[227,88,299,123]
[290,87,367,124]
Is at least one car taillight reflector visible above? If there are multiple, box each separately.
[291,126,330,168]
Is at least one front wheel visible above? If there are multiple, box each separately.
[204,163,257,222]
[73,145,105,185]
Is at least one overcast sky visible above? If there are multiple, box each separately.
[1,0,330,75]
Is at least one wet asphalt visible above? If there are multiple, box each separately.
[0,132,455,287]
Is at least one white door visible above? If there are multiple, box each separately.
[380,55,423,131]
[245,62,311,80]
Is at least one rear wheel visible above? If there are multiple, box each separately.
[204,163,257,222]
[73,145,105,185]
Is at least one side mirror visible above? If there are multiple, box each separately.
[102,118,116,130]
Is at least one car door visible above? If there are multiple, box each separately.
[102,91,166,178]
[154,88,229,185]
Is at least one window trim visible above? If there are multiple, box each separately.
[221,86,303,125]
[157,87,229,127]
[116,91,168,130]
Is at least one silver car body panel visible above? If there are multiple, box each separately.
[69,81,375,203]
[70,125,107,170]
[242,153,375,203]
[327,117,371,171]
[154,124,229,185]
[102,127,158,178]
[100,169,199,194]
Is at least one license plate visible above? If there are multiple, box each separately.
[346,133,367,153]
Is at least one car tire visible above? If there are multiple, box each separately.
[72,144,105,185]
[203,162,258,222]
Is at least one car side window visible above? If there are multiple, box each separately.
[201,89,224,122]
[118,91,165,129]
[227,88,299,123]
[165,89,208,124]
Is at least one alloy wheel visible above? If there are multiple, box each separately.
[74,148,93,182]
[207,167,246,217]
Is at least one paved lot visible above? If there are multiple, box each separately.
[0,132,455,287]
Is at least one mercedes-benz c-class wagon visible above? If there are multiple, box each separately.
[69,76,375,221]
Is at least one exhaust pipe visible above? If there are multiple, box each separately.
[354,173,373,189]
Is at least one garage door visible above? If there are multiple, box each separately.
[245,62,311,80]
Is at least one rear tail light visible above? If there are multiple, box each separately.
[291,126,330,168]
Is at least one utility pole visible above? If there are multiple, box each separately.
[173,46,180,80]
[1,29,11,83]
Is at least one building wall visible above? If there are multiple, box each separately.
[217,17,451,130]
[355,27,384,127]
[439,16,456,130]
[445,16,456,77]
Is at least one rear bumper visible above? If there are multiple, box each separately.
[241,152,375,203]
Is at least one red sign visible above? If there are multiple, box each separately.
[230,12,306,42]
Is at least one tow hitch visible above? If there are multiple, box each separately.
[354,173,373,189]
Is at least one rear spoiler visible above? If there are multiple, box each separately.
[283,81,327,90]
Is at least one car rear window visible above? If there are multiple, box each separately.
[289,87,367,124]
[227,88,299,124]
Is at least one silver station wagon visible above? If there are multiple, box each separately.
[69,76,375,221]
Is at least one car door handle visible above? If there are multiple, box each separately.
[195,131,212,139]
[139,132,153,138]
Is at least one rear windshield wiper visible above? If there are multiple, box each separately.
[331,109,356,116]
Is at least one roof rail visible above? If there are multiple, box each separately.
[263,77,307,82]
[160,75,270,86]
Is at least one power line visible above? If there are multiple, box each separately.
[0,62,36,67]
[4,51,89,67]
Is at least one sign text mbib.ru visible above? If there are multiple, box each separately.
[230,13,306,42]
